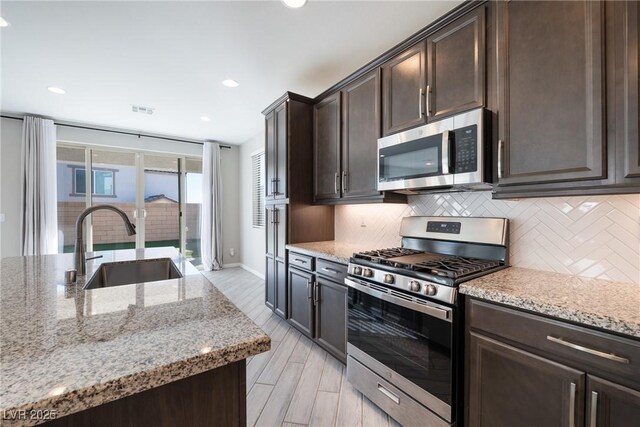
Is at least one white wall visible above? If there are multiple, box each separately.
[239,132,265,278]
[0,116,241,263]
[0,118,23,258]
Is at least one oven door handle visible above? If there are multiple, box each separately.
[345,278,452,322]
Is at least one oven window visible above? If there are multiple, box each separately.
[347,287,452,405]
[379,134,442,182]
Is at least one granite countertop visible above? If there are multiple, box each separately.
[286,241,372,264]
[460,267,640,338]
[0,248,270,425]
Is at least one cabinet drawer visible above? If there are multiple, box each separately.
[347,356,448,427]
[316,258,348,283]
[289,252,314,272]
[468,298,640,387]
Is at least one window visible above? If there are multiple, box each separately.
[73,167,115,196]
[251,151,265,228]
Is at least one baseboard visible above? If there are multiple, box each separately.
[222,262,241,268]
[239,264,265,280]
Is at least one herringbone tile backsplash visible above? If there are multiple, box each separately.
[335,192,640,284]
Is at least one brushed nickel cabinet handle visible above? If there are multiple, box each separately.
[377,383,400,405]
[418,87,423,118]
[294,258,307,264]
[497,140,504,179]
[342,171,348,192]
[321,267,339,275]
[313,282,319,305]
[547,336,630,364]
[307,280,313,299]
[589,391,598,427]
[425,85,431,117]
[569,382,576,427]
[334,172,339,194]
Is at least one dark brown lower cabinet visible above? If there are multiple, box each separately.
[286,253,348,364]
[44,361,246,427]
[287,267,314,337]
[468,332,585,427]
[265,255,275,311]
[586,376,640,427]
[314,276,348,362]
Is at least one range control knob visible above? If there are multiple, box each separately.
[424,284,438,296]
[409,280,421,292]
[383,274,395,284]
[353,266,362,275]
[363,268,374,278]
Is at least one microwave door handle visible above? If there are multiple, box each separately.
[441,130,450,175]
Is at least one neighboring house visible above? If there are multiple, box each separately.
[56,161,180,203]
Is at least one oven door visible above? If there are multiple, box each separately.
[377,117,454,192]
[345,277,454,422]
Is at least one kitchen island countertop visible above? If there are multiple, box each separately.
[0,247,270,425]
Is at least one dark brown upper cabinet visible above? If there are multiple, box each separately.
[265,111,276,200]
[381,42,427,136]
[426,6,485,121]
[314,72,406,204]
[265,101,288,201]
[494,1,609,192]
[341,71,381,199]
[314,93,342,201]
[614,0,640,184]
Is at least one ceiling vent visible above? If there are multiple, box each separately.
[131,105,155,115]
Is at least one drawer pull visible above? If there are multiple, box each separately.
[568,382,576,427]
[294,258,308,264]
[321,267,340,275]
[589,391,598,427]
[307,280,313,299]
[546,336,630,364]
[377,383,400,405]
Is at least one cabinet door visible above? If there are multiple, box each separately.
[315,277,347,362]
[265,208,275,257]
[288,267,314,337]
[586,376,640,427]
[274,101,288,199]
[314,93,341,201]
[265,111,276,200]
[426,6,485,120]
[275,204,287,260]
[496,1,607,187]
[614,0,640,183]
[468,332,585,427]
[341,70,381,199]
[265,255,275,310]
[381,42,427,136]
[275,258,287,319]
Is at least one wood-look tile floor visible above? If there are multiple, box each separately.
[202,267,402,427]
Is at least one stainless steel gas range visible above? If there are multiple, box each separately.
[345,216,509,427]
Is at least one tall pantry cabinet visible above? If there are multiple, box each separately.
[263,93,334,319]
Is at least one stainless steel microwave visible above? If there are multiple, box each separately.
[377,108,490,193]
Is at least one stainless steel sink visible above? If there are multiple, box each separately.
[84,258,183,289]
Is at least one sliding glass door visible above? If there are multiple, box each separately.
[56,144,200,263]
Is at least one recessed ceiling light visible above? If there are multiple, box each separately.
[282,0,307,9]
[47,86,66,95]
[222,79,239,88]
[200,116,211,122]
[0,17,9,27]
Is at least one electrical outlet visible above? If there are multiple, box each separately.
[229,248,235,257]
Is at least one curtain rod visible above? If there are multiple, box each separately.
[0,115,232,149]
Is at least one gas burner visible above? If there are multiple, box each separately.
[412,256,502,279]
[353,247,423,263]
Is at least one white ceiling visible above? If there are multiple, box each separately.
[0,0,461,144]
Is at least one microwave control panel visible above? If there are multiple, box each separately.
[453,125,478,173]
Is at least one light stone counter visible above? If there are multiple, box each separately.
[0,247,270,425]
[286,241,373,264]
[460,267,640,338]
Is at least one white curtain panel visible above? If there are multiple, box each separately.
[20,116,59,256]
[201,141,223,271]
